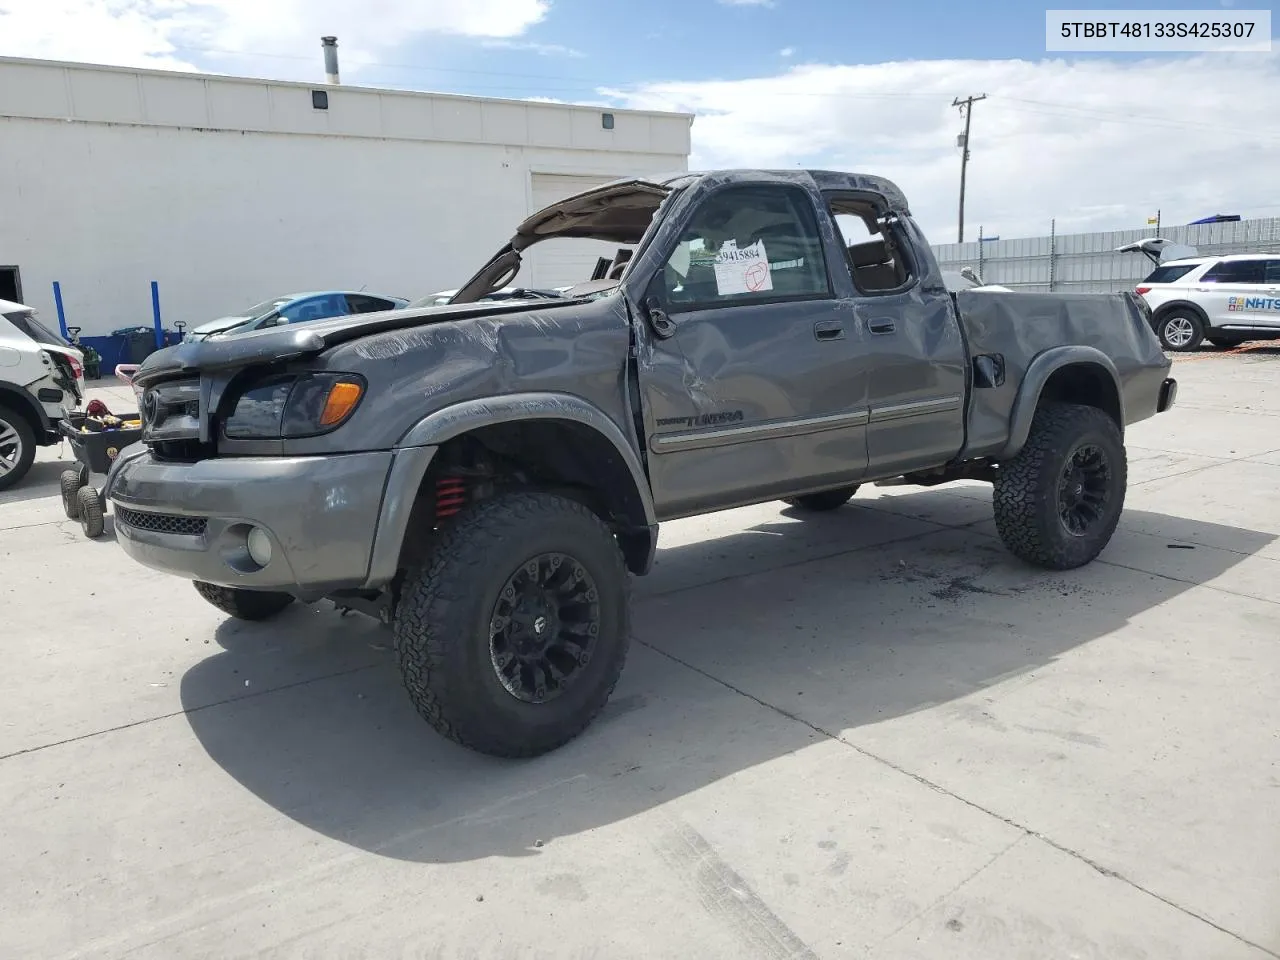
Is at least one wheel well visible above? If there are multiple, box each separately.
[1151,300,1207,324]
[0,386,44,435]
[1037,363,1122,429]
[397,419,653,575]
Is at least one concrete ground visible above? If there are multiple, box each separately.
[2,348,1278,959]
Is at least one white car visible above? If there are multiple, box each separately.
[1121,242,1280,352]
[0,298,85,490]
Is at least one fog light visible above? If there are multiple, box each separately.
[246,527,273,567]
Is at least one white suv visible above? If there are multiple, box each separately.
[1133,253,1280,352]
[0,298,85,490]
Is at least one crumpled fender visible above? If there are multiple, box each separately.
[363,392,658,587]
[998,346,1124,461]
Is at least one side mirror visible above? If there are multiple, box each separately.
[644,296,675,339]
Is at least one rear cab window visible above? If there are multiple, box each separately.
[1141,263,1198,284]
[825,194,915,295]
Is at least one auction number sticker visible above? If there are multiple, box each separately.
[1046,10,1271,51]
[714,240,774,296]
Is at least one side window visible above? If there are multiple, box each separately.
[661,185,830,309]
[1201,260,1265,284]
[1266,261,1280,285]
[279,294,348,325]
[827,195,913,295]
[346,294,395,314]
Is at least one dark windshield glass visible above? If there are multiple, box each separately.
[1141,264,1197,284]
[3,309,69,347]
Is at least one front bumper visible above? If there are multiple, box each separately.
[108,449,397,599]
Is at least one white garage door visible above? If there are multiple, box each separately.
[523,173,634,289]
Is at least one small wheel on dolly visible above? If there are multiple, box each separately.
[61,469,86,519]
[77,485,106,538]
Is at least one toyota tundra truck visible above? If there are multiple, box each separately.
[105,169,1178,758]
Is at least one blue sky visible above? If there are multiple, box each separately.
[158,0,1270,100]
[2,0,1277,239]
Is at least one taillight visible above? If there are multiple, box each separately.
[1135,286,1152,296]
[69,356,83,380]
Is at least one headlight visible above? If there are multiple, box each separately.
[223,373,365,439]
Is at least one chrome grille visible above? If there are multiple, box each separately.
[115,507,207,537]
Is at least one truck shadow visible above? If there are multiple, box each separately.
[178,489,1275,864]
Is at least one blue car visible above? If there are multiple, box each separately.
[186,291,409,341]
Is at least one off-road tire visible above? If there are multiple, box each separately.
[61,469,85,519]
[783,485,860,512]
[0,405,36,493]
[76,485,106,538]
[994,402,1126,570]
[193,581,295,621]
[393,491,631,759]
[1155,309,1204,352]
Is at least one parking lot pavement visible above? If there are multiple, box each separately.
[2,352,1278,959]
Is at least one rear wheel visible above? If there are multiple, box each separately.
[61,469,85,518]
[77,485,106,538]
[783,485,860,512]
[193,581,295,621]
[993,403,1126,570]
[393,491,631,758]
[0,405,36,492]
[1156,310,1204,352]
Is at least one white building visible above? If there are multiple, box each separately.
[0,56,692,336]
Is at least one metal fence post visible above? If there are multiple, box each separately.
[52,281,68,338]
[150,281,163,348]
[1048,219,1056,292]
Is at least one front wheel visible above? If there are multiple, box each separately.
[193,581,295,621]
[1156,310,1204,352]
[393,492,631,758]
[783,485,860,512]
[993,403,1126,570]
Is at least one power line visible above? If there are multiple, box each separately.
[952,94,986,244]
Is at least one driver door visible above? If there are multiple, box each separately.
[634,181,872,520]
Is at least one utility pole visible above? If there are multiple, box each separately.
[953,93,987,243]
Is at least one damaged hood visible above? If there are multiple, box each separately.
[131,297,587,387]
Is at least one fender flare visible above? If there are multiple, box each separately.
[364,392,657,587]
[998,346,1124,461]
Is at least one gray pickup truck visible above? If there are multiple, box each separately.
[106,170,1177,757]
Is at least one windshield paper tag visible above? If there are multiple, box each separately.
[714,240,773,296]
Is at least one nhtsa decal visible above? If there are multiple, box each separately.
[1227,296,1280,313]
[657,411,745,429]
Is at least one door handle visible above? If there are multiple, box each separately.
[867,318,896,335]
[813,321,845,341]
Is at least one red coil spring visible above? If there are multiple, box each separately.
[435,476,467,519]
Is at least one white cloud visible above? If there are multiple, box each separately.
[0,0,551,75]
[779,47,795,57]
[601,53,1280,241]
[481,38,584,58]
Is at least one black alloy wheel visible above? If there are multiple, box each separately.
[488,552,601,704]
[1057,443,1112,537]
